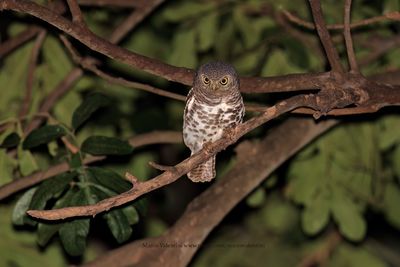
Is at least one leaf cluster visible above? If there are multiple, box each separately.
[4,93,142,256]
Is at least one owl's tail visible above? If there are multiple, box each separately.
[187,156,216,182]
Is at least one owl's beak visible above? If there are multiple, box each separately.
[211,82,219,91]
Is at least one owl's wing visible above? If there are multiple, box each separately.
[184,88,194,115]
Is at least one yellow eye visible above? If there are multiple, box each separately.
[203,76,210,84]
[220,77,228,85]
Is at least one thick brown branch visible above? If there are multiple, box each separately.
[308,0,344,73]
[0,131,182,200]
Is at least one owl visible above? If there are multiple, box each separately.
[183,61,245,182]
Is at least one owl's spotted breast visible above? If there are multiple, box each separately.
[183,62,244,182]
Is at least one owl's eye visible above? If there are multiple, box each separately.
[220,77,229,85]
[203,76,210,85]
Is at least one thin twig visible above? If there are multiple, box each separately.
[148,161,175,171]
[343,0,359,72]
[0,26,42,58]
[283,10,400,30]
[308,0,344,74]
[77,0,147,8]
[18,30,47,118]
[66,0,86,25]
[298,231,342,267]
[109,0,165,44]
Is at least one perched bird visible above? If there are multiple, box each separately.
[183,61,245,182]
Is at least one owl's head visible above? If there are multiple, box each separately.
[194,61,239,94]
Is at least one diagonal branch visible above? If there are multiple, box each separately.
[18,30,47,118]
[308,0,344,74]
[109,0,165,44]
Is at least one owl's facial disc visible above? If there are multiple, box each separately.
[202,74,231,91]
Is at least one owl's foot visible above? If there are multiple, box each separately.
[202,141,214,154]
[223,126,239,143]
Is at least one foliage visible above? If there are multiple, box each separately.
[7,93,141,256]
[0,0,399,266]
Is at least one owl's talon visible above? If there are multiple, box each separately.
[223,127,238,143]
[202,141,214,154]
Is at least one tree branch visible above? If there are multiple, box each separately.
[308,0,344,74]
[0,26,41,58]
[18,30,47,118]
[282,10,400,30]
[66,0,85,25]
[343,0,359,72]
[109,0,165,44]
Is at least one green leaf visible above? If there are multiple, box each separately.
[168,29,197,68]
[383,183,400,229]
[233,8,258,49]
[378,115,400,150]
[331,190,366,241]
[246,188,266,207]
[301,193,330,235]
[29,172,76,211]
[88,167,131,193]
[72,93,111,130]
[196,11,218,51]
[104,209,132,243]
[0,132,20,148]
[163,2,214,22]
[18,147,39,176]
[69,152,83,170]
[22,125,67,149]
[37,188,78,246]
[283,38,310,69]
[12,187,37,226]
[122,206,139,225]
[261,49,303,76]
[327,244,387,267]
[81,136,133,155]
[0,149,16,184]
[59,190,90,256]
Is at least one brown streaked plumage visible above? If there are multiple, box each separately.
[183,61,245,182]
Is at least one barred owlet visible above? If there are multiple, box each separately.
[183,61,245,182]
